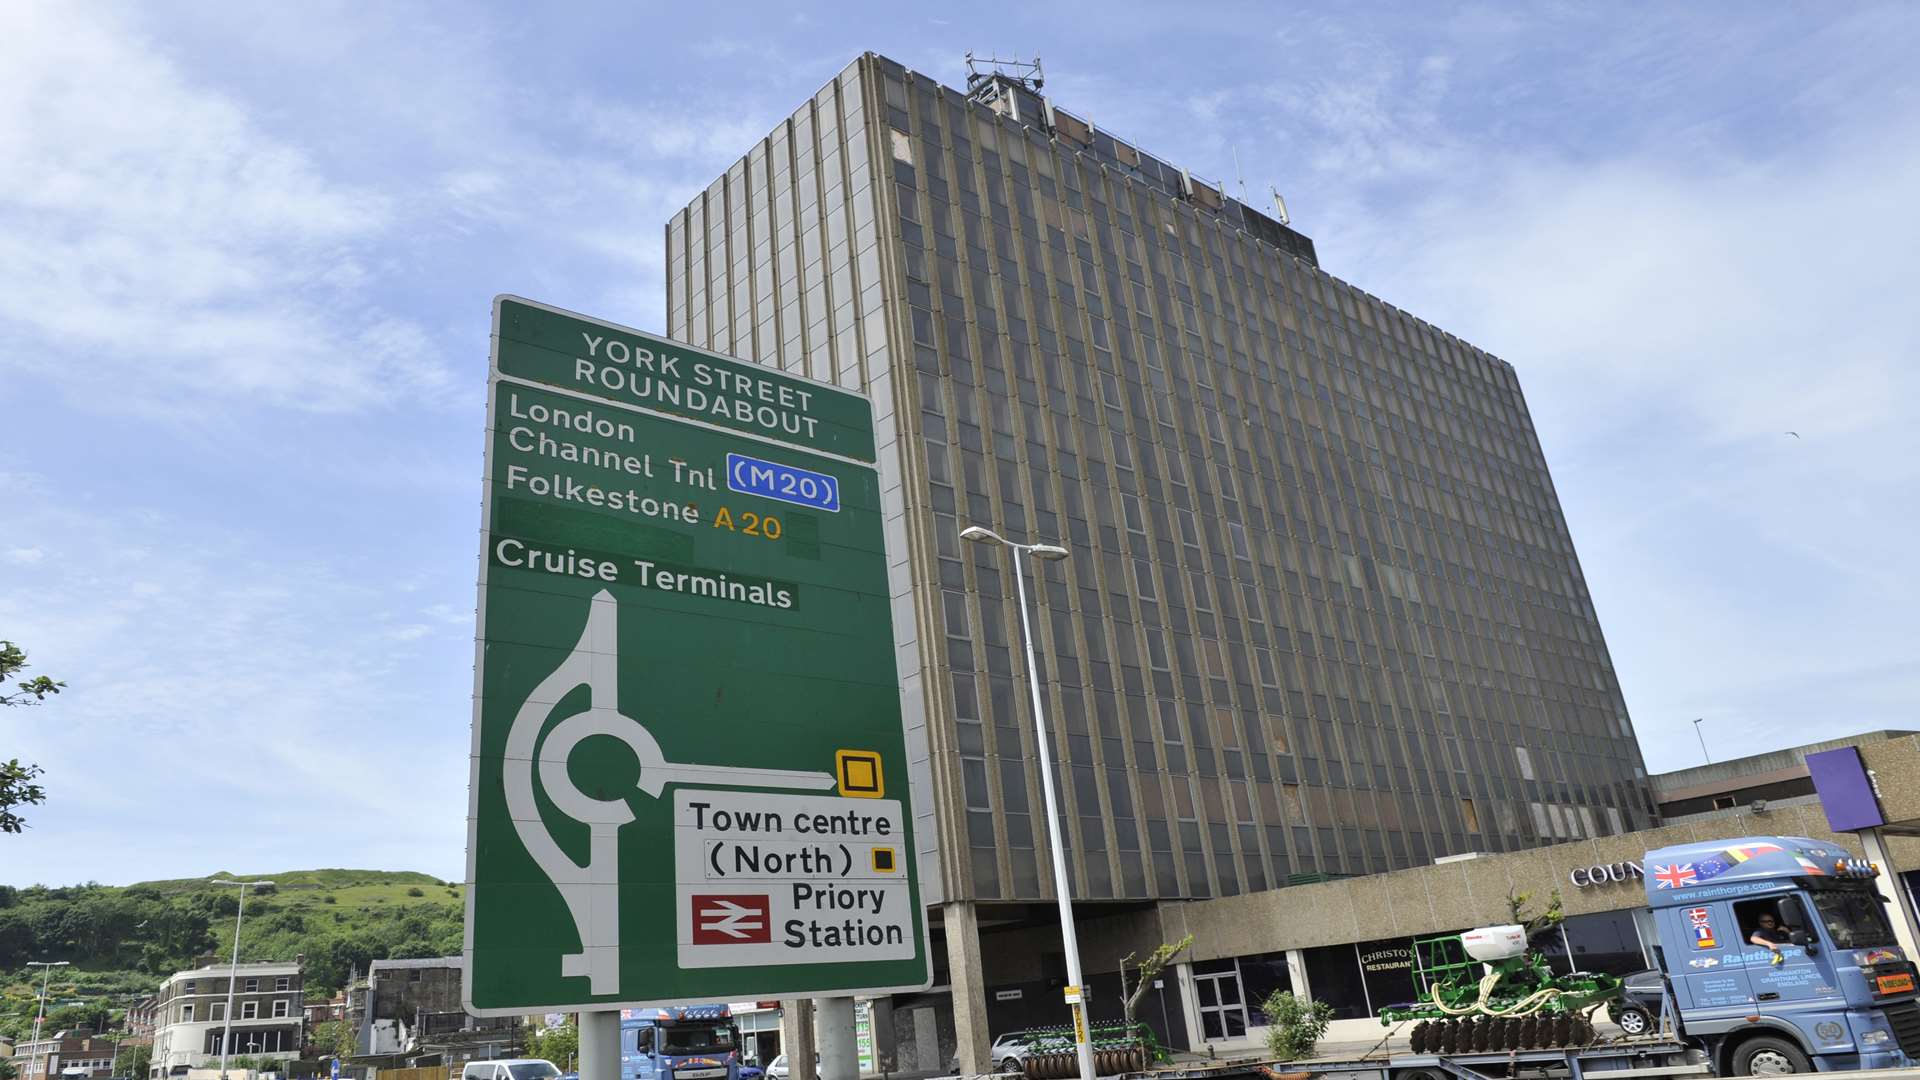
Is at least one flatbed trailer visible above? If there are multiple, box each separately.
[1266,1039,1702,1080]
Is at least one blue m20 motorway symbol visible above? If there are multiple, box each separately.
[726,452,841,512]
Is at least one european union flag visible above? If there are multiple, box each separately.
[1693,854,1734,881]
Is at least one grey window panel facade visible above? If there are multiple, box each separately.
[665,53,1655,908]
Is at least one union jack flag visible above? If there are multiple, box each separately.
[1653,862,1698,889]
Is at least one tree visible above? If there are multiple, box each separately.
[1506,888,1565,946]
[119,1043,153,1079]
[0,641,62,706]
[0,1057,19,1080]
[313,1020,356,1059]
[2,639,64,834]
[46,1002,110,1032]
[1117,933,1194,1026]
[527,1017,579,1070]
[1260,990,1333,1061]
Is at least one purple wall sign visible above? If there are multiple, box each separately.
[1806,746,1887,832]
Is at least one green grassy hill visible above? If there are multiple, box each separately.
[0,870,466,1041]
[132,869,446,892]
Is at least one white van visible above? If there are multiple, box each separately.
[461,1060,562,1080]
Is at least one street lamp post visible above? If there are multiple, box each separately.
[212,880,276,1080]
[959,525,1095,1080]
[28,959,71,1077]
[1693,718,1712,765]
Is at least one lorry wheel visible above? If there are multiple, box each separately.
[1612,1006,1651,1037]
[1735,1037,1813,1076]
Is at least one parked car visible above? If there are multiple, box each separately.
[989,1032,1039,1075]
[462,1061,562,1080]
[1608,969,1667,1036]
[764,1054,817,1080]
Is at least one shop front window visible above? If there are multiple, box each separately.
[1563,910,1647,975]
[1356,937,1418,1015]
[1301,945,1369,1020]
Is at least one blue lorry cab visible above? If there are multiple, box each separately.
[621,1004,741,1080]
[1644,835,1920,1073]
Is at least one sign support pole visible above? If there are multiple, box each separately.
[1012,553,1095,1080]
[1863,828,1920,959]
[817,997,857,1080]
[580,1009,621,1080]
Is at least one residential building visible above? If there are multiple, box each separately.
[303,996,347,1028]
[667,53,1656,1068]
[10,1031,119,1080]
[352,958,518,1067]
[125,998,159,1043]
[149,961,303,1078]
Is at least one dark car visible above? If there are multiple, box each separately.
[1610,970,1668,1036]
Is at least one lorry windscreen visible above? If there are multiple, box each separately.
[1809,886,1897,949]
[660,1024,736,1056]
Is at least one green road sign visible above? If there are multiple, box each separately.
[464,296,929,1015]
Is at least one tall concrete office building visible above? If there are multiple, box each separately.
[668,54,1655,1063]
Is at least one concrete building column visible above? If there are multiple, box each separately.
[1863,829,1920,959]
[817,998,857,1080]
[1285,950,1310,1003]
[780,1000,816,1080]
[580,1011,621,1080]
[944,901,991,1074]
[1172,962,1203,1052]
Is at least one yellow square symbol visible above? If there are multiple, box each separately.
[871,847,898,873]
[836,749,884,798]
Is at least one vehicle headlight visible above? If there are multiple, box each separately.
[1861,1030,1892,1046]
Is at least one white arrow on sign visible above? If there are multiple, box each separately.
[698,901,766,939]
[503,589,834,993]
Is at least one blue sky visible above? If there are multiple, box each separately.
[3,3,1916,885]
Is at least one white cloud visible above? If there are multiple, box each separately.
[1327,80,1920,773]
[1032,11,1920,772]
[0,5,448,414]
[0,495,470,882]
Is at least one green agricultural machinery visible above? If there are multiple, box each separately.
[1379,925,1623,1053]
[1020,1021,1157,1079]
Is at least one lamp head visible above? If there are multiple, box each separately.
[1029,544,1071,561]
[959,525,1002,545]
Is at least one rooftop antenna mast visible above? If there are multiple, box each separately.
[964,51,1044,95]
[1269,185,1291,226]
[1231,146,1251,204]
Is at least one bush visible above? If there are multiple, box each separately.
[1261,990,1333,1061]
[322,895,337,904]
[405,887,425,898]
